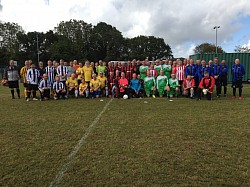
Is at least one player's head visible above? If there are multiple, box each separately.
[30,64,35,69]
[121,72,125,78]
[196,60,201,65]
[48,60,52,66]
[142,60,146,65]
[43,73,48,80]
[190,59,194,65]
[55,76,60,82]
[204,71,209,78]
[9,60,14,66]
[235,59,240,65]
[81,78,85,83]
[79,62,83,68]
[160,70,164,76]
[92,73,97,79]
[178,60,183,66]
[39,61,43,68]
[187,75,191,80]
[147,71,151,77]
[85,60,90,67]
[171,73,176,79]
[99,60,103,65]
[99,71,103,77]
[110,71,114,77]
[59,59,64,66]
[132,73,137,79]
[201,60,206,66]
[70,61,74,67]
[137,74,141,79]
[221,60,226,66]
[25,60,29,67]
[71,73,76,79]
[150,64,154,69]
[214,57,218,64]
[115,70,119,76]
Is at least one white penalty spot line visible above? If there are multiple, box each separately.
[49,99,113,187]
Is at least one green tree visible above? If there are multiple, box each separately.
[0,22,24,61]
[194,42,225,54]
[128,35,172,60]
[88,22,125,61]
[234,45,250,53]
[54,19,92,60]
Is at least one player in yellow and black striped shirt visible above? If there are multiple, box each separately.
[20,60,30,98]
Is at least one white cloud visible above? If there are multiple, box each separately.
[1,0,250,57]
[242,40,250,48]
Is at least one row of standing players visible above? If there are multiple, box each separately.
[3,57,246,100]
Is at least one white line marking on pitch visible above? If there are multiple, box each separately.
[49,99,113,187]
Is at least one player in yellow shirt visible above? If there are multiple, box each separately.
[66,73,78,98]
[83,61,94,86]
[97,71,108,97]
[76,62,84,85]
[79,79,89,98]
[20,60,30,99]
[90,74,101,98]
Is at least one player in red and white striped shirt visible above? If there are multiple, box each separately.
[182,75,195,98]
[176,60,186,95]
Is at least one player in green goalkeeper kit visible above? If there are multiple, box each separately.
[168,74,180,98]
[156,70,170,97]
[144,71,156,97]
[139,60,149,80]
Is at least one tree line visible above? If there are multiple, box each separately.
[0,20,172,67]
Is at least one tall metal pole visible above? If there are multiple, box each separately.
[213,26,220,54]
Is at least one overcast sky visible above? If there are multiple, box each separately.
[0,0,250,57]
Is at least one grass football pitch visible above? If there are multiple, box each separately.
[0,85,250,186]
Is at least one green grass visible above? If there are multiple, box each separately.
[0,85,250,186]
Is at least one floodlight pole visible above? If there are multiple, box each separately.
[213,26,220,54]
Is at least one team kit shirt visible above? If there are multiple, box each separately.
[83,66,94,82]
[168,78,179,96]
[79,83,88,92]
[53,81,65,92]
[26,68,40,85]
[66,77,78,88]
[76,67,84,81]
[156,75,168,95]
[97,76,107,89]
[57,65,68,81]
[20,66,29,84]
[45,66,55,85]
[90,79,101,90]
[154,65,162,75]
[139,65,148,80]
[182,78,195,88]
[144,76,155,95]
[198,66,210,81]
[176,66,185,81]
[38,79,51,91]
[96,65,106,76]
[162,64,172,78]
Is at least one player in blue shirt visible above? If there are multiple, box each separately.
[231,59,245,100]
[220,60,228,97]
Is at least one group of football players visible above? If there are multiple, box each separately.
[3,57,246,101]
